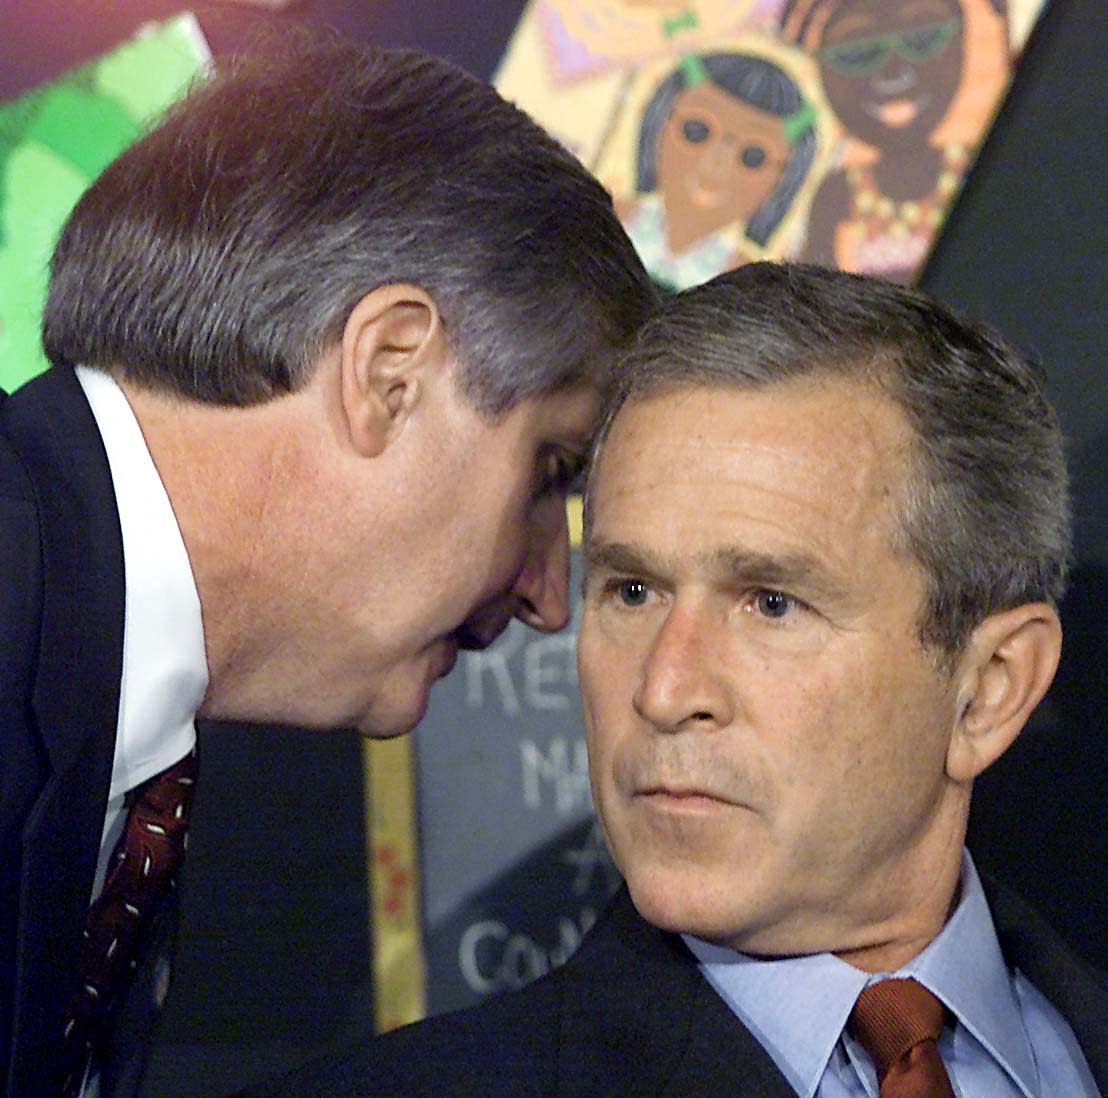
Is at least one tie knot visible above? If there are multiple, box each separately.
[848,978,948,1080]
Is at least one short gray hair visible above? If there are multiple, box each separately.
[43,32,655,414]
[586,262,1071,658]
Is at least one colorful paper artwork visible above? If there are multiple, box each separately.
[593,37,834,290]
[536,0,772,82]
[0,15,210,391]
[496,0,1047,290]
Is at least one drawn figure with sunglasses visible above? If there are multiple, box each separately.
[782,0,1003,282]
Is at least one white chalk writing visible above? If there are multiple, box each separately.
[458,908,597,995]
[520,737,591,815]
[463,621,578,715]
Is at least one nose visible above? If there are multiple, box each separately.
[701,132,736,183]
[633,600,733,732]
[873,54,918,95]
[512,495,571,633]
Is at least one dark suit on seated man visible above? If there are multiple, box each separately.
[253,263,1107,1096]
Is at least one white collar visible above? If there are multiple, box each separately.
[76,366,207,798]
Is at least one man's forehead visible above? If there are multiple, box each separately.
[600,377,910,466]
[586,378,915,566]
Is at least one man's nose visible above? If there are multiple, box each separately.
[632,601,733,732]
[512,496,571,633]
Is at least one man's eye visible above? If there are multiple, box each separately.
[754,590,793,619]
[617,579,650,607]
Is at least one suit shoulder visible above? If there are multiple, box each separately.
[247,978,564,1098]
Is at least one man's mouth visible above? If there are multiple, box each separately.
[636,784,739,811]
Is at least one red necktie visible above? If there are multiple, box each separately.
[58,747,198,1095]
[848,978,956,1098]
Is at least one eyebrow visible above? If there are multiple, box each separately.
[583,539,850,602]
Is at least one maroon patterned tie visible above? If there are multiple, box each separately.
[848,978,956,1098]
[58,747,198,1096]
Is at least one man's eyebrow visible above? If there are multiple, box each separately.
[583,540,849,600]
[582,540,658,577]
[710,547,845,597]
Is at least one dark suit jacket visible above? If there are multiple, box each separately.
[0,366,126,1098]
[251,882,1108,1097]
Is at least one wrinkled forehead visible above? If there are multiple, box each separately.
[584,376,918,545]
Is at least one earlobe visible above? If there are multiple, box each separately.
[339,284,443,457]
[946,603,1062,783]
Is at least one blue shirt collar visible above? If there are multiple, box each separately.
[905,852,1038,1094]
[682,851,1038,1098]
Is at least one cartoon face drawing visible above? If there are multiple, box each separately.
[636,52,818,256]
[816,0,965,147]
[657,80,792,251]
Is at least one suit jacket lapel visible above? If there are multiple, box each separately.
[3,366,124,1098]
[984,875,1108,1092]
[556,889,795,1098]
[5,367,125,776]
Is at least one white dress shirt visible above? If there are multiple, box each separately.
[75,366,208,898]
[684,852,1098,1098]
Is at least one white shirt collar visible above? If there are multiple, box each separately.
[76,366,208,798]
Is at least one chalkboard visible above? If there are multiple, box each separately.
[414,552,622,1015]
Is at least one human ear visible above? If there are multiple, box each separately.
[339,284,446,457]
[946,603,1062,783]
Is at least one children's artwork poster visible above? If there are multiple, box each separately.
[594,36,834,290]
[0,14,210,393]
[496,0,1049,289]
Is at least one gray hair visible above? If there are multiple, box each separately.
[585,262,1071,658]
[43,32,655,414]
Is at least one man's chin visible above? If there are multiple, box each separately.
[356,683,435,739]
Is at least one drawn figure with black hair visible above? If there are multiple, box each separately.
[620,50,817,290]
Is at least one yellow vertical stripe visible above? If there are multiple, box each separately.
[567,493,583,549]
[365,495,583,1025]
[364,734,426,1031]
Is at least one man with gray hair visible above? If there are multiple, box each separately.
[268,262,1106,1096]
[0,33,654,1097]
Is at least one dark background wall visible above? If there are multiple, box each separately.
[2,1,1104,1094]
[919,0,1108,983]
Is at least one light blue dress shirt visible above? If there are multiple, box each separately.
[683,853,1098,1098]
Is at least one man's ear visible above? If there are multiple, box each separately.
[339,284,447,457]
[946,602,1062,783]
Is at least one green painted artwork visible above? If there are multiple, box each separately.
[0,14,210,391]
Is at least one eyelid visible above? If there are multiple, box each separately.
[585,571,655,604]
[741,586,812,620]
[605,573,648,596]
